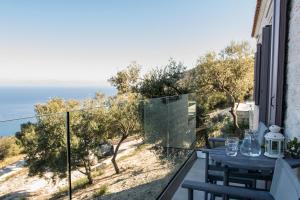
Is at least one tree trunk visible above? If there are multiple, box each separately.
[84,160,93,184]
[111,134,127,174]
[229,103,241,136]
[87,170,93,184]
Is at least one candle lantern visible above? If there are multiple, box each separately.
[264,125,285,158]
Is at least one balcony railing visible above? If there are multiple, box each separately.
[0,94,196,200]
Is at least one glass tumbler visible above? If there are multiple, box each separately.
[225,137,239,156]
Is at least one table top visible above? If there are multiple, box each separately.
[207,147,300,171]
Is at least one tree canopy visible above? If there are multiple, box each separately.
[16,96,109,183]
[108,62,141,95]
[138,59,190,98]
[194,41,254,132]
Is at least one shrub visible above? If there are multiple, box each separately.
[0,136,21,161]
[58,177,89,194]
[93,185,108,198]
[92,169,104,177]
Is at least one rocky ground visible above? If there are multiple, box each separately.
[0,139,187,200]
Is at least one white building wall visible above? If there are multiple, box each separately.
[253,0,274,130]
[254,0,274,42]
[284,0,300,140]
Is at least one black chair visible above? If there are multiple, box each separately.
[202,143,255,200]
[182,159,300,200]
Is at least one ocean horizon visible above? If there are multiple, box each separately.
[0,86,116,136]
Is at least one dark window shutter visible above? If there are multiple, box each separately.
[275,0,288,126]
[254,44,262,105]
[259,25,272,124]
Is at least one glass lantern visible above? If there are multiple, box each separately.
[264,125,285,158]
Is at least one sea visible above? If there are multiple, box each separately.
[0,86,116,136]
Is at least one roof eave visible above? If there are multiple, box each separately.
[251,0,262,37]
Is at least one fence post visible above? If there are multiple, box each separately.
[66,111,72,200]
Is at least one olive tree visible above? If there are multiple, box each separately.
[108,93,141,174]
[138,59,190,98]
[70,94,109,183]
[108,62,141,95]
[194,41,254,133]
[16,96,108,184]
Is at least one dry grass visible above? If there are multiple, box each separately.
[58,177,90,194]
[65,144,186,200]
[117,143,148,161]
[0,141,187,200]
[53,168,105,199]
[92,169,104,177]
[92,185,108,198]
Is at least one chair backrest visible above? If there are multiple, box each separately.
[256,121,268,145]
[270,159,300,200]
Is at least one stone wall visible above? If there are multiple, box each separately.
[284,0,300,140]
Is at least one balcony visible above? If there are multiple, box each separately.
[1,93,299,200]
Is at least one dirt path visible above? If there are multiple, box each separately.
[0,139,143,200]
[0,160,25,181]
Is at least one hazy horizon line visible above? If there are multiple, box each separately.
[0,79,113,88]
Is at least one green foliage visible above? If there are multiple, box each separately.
[193,41,254,131]
[238,120,250,131]
[108,59,190,99]
[138,59,190,98]
[108,93,142,174]
[16,96,109,183]
[0,136,21,161]
[194,91,228,115]
[194,41,254,105]
[203,113,249,142]
[286,138,300,159]
[71,96,109,183]
[93,185,108,197]
[206,114,249,139]
[108,62,141,95]
[109,93,141,136]
[220,117,236,137]
[58,177,90,194]
[205,114,228,137]
[16,98,78,179]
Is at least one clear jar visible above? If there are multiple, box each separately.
[240,130,252,156]
[250,131,261,157]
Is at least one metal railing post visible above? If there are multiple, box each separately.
[66,111,72,200]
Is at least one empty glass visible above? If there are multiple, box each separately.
[225,137,239,156]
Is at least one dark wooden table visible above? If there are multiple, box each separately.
[207,147,300,200]
[208,147,300,171]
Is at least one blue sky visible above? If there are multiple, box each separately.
[0,0,256,87]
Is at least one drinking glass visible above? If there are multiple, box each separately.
[225,137,239,156]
